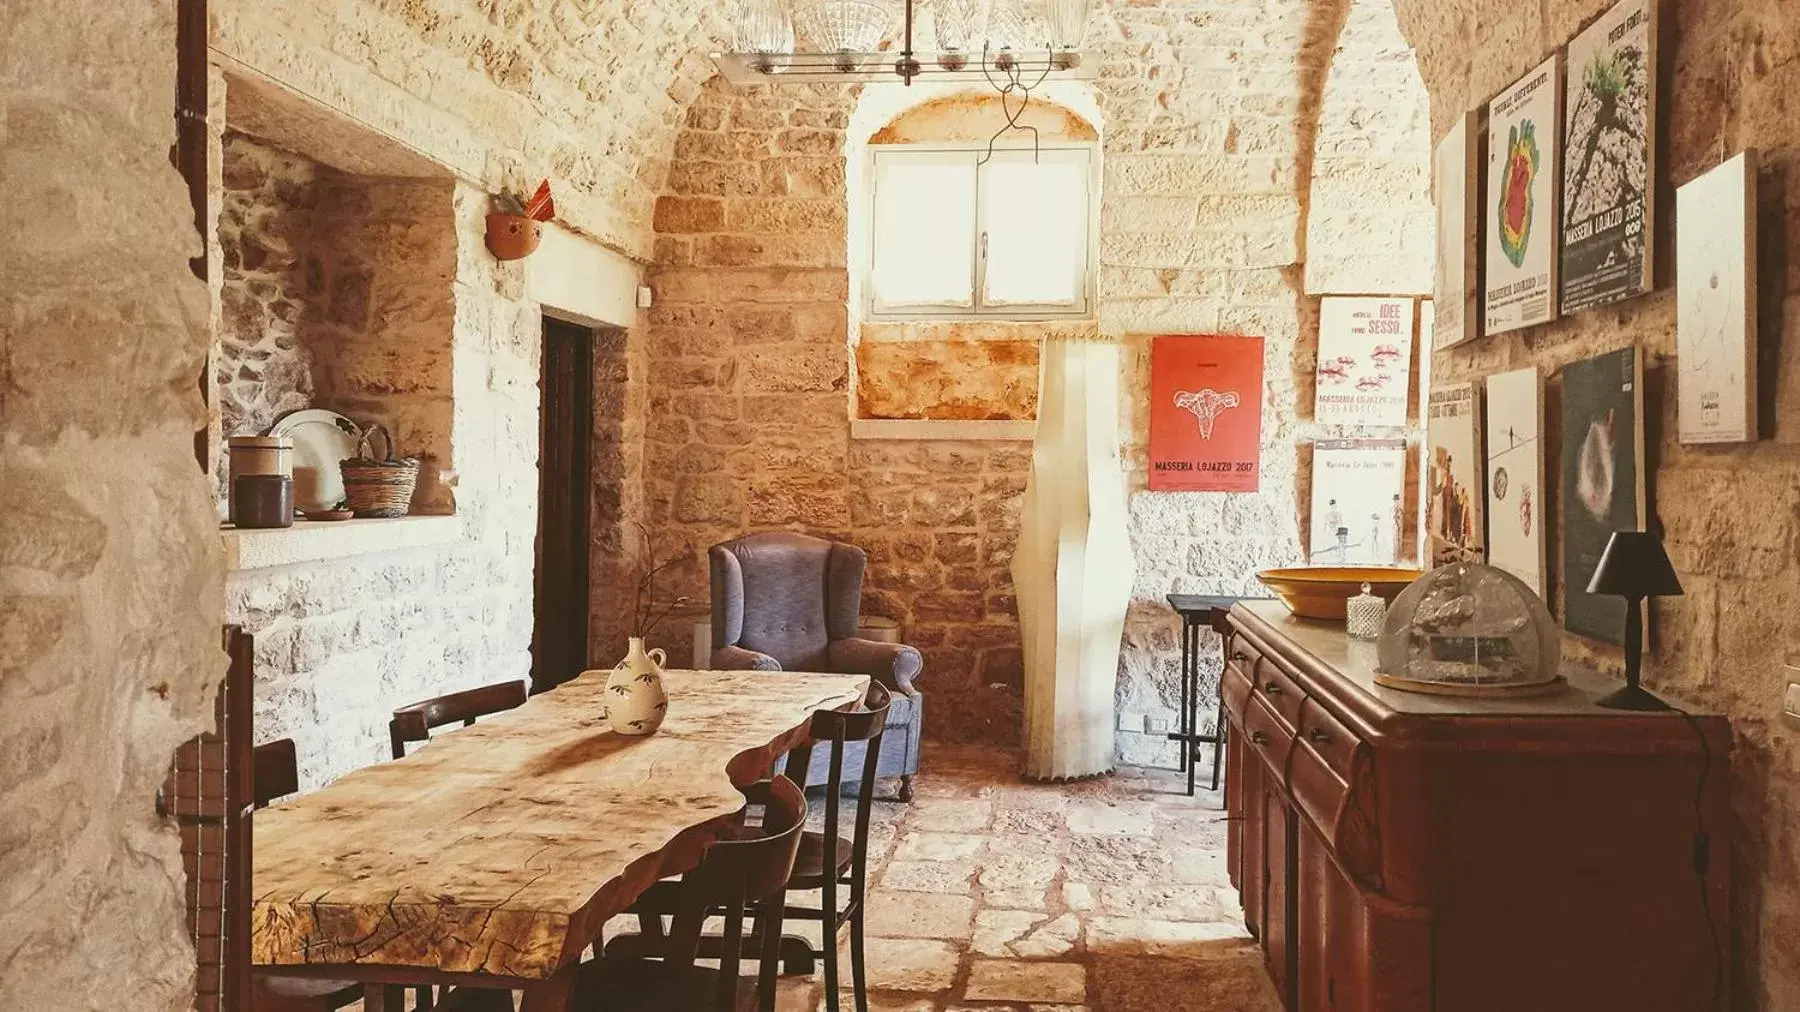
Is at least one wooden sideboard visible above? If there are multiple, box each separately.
[1219,601,1731,1012]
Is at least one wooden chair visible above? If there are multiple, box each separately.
[389,681,528,759]
[606,683,892,1011]
[249,739,365,1012]
[575,776,808,1011]
[775,682,890,1011]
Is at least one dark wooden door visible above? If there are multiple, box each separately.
[532,316,594,692]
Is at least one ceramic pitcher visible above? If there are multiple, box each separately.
[605,637,669,735]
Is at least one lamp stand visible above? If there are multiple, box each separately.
[1594,595,1672,711]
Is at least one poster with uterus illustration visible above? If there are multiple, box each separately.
[1314,297,1415,428]
[1148,335,1264,492]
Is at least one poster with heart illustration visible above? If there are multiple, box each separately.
[1148,334,1265,492]
[1559,346,1646,644]
[1486,55,1564,336]
[1314,297,1415,427]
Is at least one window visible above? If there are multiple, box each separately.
[867,146,1095,319]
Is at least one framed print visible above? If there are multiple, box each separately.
[1310,438,1408,565]
[1427,383,1485,566]
[1486,55,1564,336]
[1677,150,1760,444]
[1434,112,1481,349]
[1149,334,1265,491]
[1562,0,1658,314]
[1485,366,1547,596]
[1560,346,1647,644]
[1314,297,1415,427]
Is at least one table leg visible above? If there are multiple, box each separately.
[362,984,404,1011]
[1186,618,1201,797]
[520,963,579,1012]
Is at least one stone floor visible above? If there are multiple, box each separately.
[678,741,1284,1012]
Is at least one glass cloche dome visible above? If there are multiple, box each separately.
[1375,563,1563,696]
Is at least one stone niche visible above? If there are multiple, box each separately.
[214,80,457,516]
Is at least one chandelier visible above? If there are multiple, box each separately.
[714,0,1097,85]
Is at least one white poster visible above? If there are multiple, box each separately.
[1427,383,1485,566]
[1315,297,1415,427]
[1310,438,1408,565]
[1434,113,1480,349]
[1485,366,1547,596]
[1677,151,1759,444]
[1485,55,1564,336]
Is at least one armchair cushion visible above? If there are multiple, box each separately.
[711,644,781,671]
[827,637,923,695]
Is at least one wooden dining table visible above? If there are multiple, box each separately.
[251,668,870,1010]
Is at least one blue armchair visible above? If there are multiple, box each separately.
[708,532,924,800]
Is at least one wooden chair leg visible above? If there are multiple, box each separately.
[519,963,577,1012]
[756,898,786,1012]
[821,878,840,1011]
[849,898,869,1012]
[362,984,404,1011]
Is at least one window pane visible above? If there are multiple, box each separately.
[980,158,1087,308]
[872,159,976,309]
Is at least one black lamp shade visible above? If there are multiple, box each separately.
[1587,530,1684,598]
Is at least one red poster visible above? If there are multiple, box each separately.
[1149,335,1264,492]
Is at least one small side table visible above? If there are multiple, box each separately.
[1165,594,1261,796]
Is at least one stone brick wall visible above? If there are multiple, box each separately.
[638,1,1434,755]
[218,132,322,472]
[1,1,222,1007]
[212,0,733,259]
[1394,0,1800,1004]
[226,181,540,790]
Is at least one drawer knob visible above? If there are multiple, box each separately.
[1263,681,1283,695]
[1307,728,1331,745]
[1232,650,1249,662]
[1250,730,1270,745]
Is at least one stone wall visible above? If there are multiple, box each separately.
[217,132,322,476]
[227,181,540,790]
[1394,0,1800,1004]
[638,1,1434,754]
[0,1,222,1008]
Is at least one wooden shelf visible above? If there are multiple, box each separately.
[221,515,463,571]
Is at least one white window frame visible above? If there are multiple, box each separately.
[865,143,1098,321]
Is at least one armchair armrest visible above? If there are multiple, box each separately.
[828,637,923,696]
[712,645,782,671]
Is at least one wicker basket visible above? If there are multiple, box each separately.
[338,424,419,519]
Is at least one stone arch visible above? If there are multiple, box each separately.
[1302,0,1435,295]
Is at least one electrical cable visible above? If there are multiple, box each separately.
[1670,702,1724,1010]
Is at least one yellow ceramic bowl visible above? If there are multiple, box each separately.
[1255,566,1424,621]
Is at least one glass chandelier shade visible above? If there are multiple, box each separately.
[790,0,900,71]
[733,0,795,74]
[984,0,1048,52]
[1043,0,1091,50]
[932,0,989,70]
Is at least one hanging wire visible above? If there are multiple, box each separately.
[977,44,1055,165]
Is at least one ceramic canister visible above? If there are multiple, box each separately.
[227,435,293,525]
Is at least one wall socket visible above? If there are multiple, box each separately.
[1783,666,1800,725]
[1144,714,1172,735]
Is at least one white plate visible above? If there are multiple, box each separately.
[269,409,363,513]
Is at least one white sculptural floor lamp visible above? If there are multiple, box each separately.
[1013,336,1134,780]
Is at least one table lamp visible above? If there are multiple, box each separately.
[1586,530,1683,711]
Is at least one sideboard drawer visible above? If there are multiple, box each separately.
[1242,692,1295,777]
[1254,660,1307,729]
[1295,697,1360,784]
[1222,654,1254,723]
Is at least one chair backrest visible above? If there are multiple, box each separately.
[389,680,528,759]
[666,776,808,1009]
[805,682,891,909]
[709,532,866,671]
[252,738,299,810]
